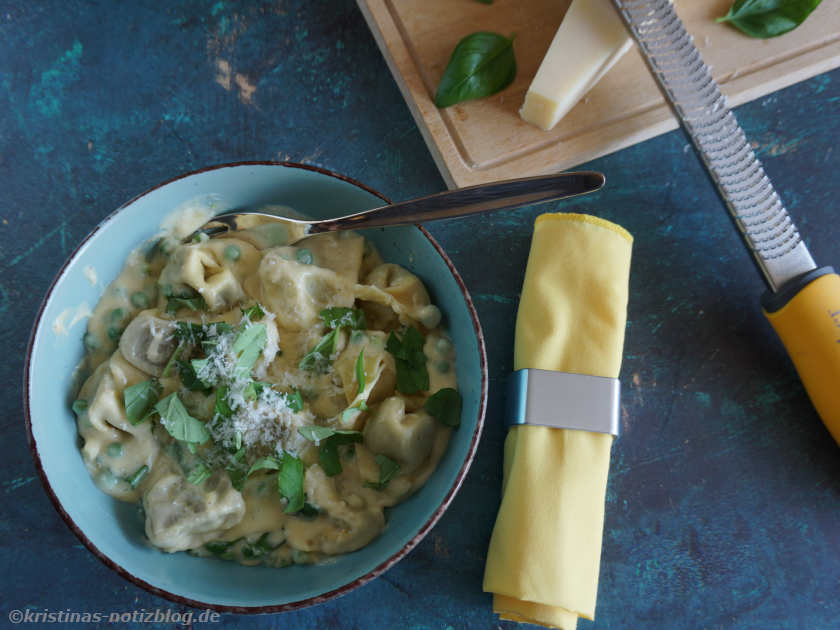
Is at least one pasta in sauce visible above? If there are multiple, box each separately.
[72,208,460,567]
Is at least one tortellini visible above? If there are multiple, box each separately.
[73,212,460,568]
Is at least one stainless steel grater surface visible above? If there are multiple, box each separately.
[609,0,816,293]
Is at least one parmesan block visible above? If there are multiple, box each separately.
[520,0,632,131]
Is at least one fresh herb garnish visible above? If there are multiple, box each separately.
[299,329,337,373]
[434,31,516,108]
[155,392,211,444]
[355,349,366,396]
[277,452,305,513]
[299,426,363,476]
[214,386,233,419]
[204,540,234,555]
[320,307,367,330]
[386,327,429,394]
[247,455,282,478]
[287,389,304,413]
[364,454,401,490]
[164,291,207,316]
[186,460,212,485]
[241,303,265,320]
[162,342,184,378]
[299,502,320,518]
[127,464,149,489]
[123,379,162,425]
[717,0,821,38]
[232,323,267,376]
[177,360,212,392]
[425,387,462,427]
[243,380,272,401]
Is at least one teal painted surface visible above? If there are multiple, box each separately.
[1,1,839,628]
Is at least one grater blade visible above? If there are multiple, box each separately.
[609,0,816,293]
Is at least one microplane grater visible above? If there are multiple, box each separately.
[609,0,816,293]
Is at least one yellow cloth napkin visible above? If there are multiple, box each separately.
[483,213,633,630]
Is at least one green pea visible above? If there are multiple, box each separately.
[292,549,313,564]
[107,326,123,341]
[83,332,99,351]
[350,330,366,344]
[96,469,121,491]
[436,360,450,373]
[224,245,241,261]
[130,291,149,309]
[436,337,452,354]
[106,442,124,458]
[295,248,313,265]
[109,308,124,323]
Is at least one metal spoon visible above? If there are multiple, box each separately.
[185,171,606,246]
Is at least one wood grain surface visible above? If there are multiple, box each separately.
[358,0,840,188]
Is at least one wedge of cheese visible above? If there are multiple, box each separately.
[520,0,632,131]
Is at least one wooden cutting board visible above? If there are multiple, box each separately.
[357,0,840,189]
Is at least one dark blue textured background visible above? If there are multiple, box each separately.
[2,1,838,628]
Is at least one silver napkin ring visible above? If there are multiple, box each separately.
[507,368,621,436]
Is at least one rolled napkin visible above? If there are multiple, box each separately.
[483,213,633,629]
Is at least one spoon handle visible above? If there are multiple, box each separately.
[309,171,605,233]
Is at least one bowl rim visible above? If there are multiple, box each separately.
[22,160,488,613]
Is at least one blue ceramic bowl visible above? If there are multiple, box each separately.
[24,162,487,612]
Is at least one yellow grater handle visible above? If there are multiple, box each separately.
[764,272,840,445]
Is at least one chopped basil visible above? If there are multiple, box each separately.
[173,321,204,343]
[364,454,400,490]
[186,460,212,485]
[127,465,149,489]
[299,502,320,518]
[204,540,234,555]
[354,349,366,396]
[286,389,304,413]
[299,329,337,373]
[214,386,233,419]
[178,360,212,392]
[123,379,162,425]
[247,455,282,478]
[161,341,183,378]
[319,307,367,330]
[434,31,516,108]
[299,426,363,476]
[277,452,305,514]
[71,399,89,416]
[227,464,248,492]
[241,303,265,320]
[164,286,208,315]
[425,387,462,427]
[243,380,273,401]
[232,323,267,376]
[386,327,429,394]
[155,393,211,444]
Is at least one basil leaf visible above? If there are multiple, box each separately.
[298,426,363,476]
[227,464,248,491]
[127,465,149,489]
[173,321,204,343]
[277,452,305,514]
[425,388,462,427]
[241,303,265,320]
[232,323,267,375]
[434,32,516,108]
[319,307,367,330]
[165,293,207,315]
[364,454,400,490]
[355,349,366,396]
[178,360,212,392]
[186,460,212,485]
[717,0,821,38]
[161,341,183,378]
[155,392,211,444]
[299,329,337,373]
[286,389,304,413]
[214,386,233,419]
[386,327,429,394]
[299,502,320,518]
[204,540,234,555]
[124,379,162,425]
[247,455,282,478]
[243,380,272,401]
